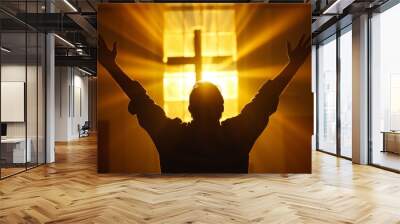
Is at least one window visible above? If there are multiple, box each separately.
[0,2,46,179]
[316,26,353,159]
[370,3,400,171]
[390,75,400,130]
[317,36,337,154]
[339,28,352,158]
[163,9,238,121]
[312,45,317,151]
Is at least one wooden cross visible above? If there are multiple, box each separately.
[166,29,233,81]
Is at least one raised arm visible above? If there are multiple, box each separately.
[223,35,310,149]
[268,34,311,96]
[242,34,311,115]
[98,36,146,99]
[98,36,173,136]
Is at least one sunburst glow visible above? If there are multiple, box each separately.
[163,7,239,121]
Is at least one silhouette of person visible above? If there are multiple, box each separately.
[98,34,310,173]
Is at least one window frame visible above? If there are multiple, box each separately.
[315,24,353,161]
[367,0,400,173]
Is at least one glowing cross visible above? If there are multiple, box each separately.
[166,29,233,81]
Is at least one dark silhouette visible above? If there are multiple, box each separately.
[98,34,310,173]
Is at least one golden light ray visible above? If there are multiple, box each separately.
[97,3,312,173]
[117,54,164,75]
[162,6,239,121]
[272,113,311,142]
[236,9,305,61]
[100,25,162,61]
[202,70,239,99]
[237,65,288,79]
[124,4,164,44]
[234,5,258,36]
[99,4,164,60]
[98,90,127,109]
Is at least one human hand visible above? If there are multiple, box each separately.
[98,35,118,69]
[287,34,311,66]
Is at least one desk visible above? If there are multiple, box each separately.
[382,131,400,154]
[1,138,31,164]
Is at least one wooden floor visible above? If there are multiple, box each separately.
[372,151,400,171]
[1,136,400,223]
[1,167,26,178]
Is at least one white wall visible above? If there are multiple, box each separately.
[55,67,89,141]
[72,73,89,138]
[1,65,33,138]
[55,66,70,141]
[1,63,46,164]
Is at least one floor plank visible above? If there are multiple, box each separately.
[0,135,400,223]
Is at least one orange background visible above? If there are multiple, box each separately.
[97,3,312,173]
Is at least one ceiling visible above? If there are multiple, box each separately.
[0,0,393,74]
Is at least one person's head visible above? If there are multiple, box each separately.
[188,81,224,123]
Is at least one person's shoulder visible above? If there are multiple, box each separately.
[220,116,240,128]
[167,117,187,128]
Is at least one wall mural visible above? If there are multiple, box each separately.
[97,3,312,173]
